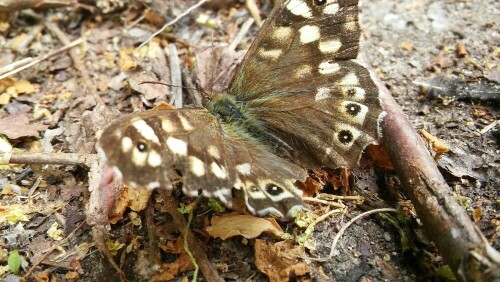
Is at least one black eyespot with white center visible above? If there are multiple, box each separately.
[345,103,361,116]
[136,141,148,152]
[265,184,284,196]
[338,130,353,144]
[314,0,327,6]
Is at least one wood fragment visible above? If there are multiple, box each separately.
[168,43,183,108]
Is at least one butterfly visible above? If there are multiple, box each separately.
[96,0,385,218]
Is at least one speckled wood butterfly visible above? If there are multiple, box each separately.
[96,0,385,218]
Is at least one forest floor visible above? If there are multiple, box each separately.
[0,0,498,281]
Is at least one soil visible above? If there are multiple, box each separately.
[0,0,498,281]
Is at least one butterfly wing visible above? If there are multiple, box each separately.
[228,0,385,168]
[96,109,307,217]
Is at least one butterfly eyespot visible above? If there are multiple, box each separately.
[338,130,353,144]
[345,103,361,116]
[265,184,284,196]
[313,0,327,6]
[250,186,259,192]
[136,141,148,152]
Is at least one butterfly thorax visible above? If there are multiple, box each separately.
[207,94,294,159]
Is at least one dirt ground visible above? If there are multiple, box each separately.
[0,0,498,281]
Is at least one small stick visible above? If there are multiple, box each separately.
[168,43,183,108]
[303,197,346,208]
[5,152,97,167]
[138,0,208,50]
[0,38,82,80]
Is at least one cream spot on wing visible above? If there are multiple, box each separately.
[319,39,342,54]
[178,115,194,131]
[344,21,357,32]
[299,25,320,44]
[133,120,160,143]
[211,162,228,179]
[213,188,232,205]
[247,187,266,199]
[121,137,133,152]
[325,147,333,155]
[207,145,220,159]
[318,61,340,74]
[166,136,187,156]
[323,2,339,14]
[338,72,359,86]
[131,147,147,167]
[315,87,331,101]
[146,181,160,189]
[340,101,368,124]
[161,118,174,133]
[147,150,162,167]
[273,26,293,41]
[235,163,251,175]
[189,156,205,177]
[257,207,284,218]
[295,65,313,78]
[258,48,283,59]
[286,0,312,18]
[342,87,366,100]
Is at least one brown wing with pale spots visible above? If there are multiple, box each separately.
[96,109,308,218]
[228,0,384,168]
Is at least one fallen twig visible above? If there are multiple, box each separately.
[0,38,82,81]
[368,56,500,280]
[138,0,208,50]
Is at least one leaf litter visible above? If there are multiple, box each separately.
[0,0,497,281]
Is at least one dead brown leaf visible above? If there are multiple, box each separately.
[419,129,450,160]
[473,207,483,223]
[295,176,324,197]
[206,213,284,240]
[152,253,194,281]
[367,144,394,169]
[109,187,153,224]
[254,239,309,282]
[0,114,48,139]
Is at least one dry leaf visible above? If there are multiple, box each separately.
[206,213,284,240]
[472,207,483,223]
[109,187,152,224]
[152,253,194,281]
[419,129,450,160]
[254,239,309,282]
[295,176,323,197]
[367,144,394,169]
[0,114,48,139]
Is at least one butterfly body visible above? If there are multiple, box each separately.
[97,0,385,218]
